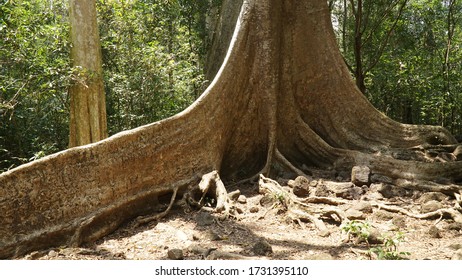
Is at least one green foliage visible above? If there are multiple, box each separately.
[97,0,215,133]
[331,0,462,135]
[0,0,71,172]
[341,220,371,241]
[341,220,410,260]
[369,232,411,260]
[0,0,217,172]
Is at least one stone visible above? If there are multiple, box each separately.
[48,250,58,258]
[314,184,331,197]
[237,195,247,204]
[420,200,443,214]
[249,206,259,213]
[370,174,393,184]
[428,225,442,238]
[446,222,462,231]
[351,166,371,186]
[392,216,406,229]
[205,230,222,241]
[252,239,273,256]
[228,190,241,201]
[451,249,462,260]
[352,201,373,213]
[260,195,275,207]
[367,228,383,245]
[345,209,365,220]
[167,249,184,260]
[373,209,395,221]
[323,181,363,200]
[195,212,214,226]
[417,192,448,204]
[289,176,311,197]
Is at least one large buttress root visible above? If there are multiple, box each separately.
[0,0,461,259]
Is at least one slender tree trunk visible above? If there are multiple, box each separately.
[0,0,461,259]
[69,0,107,147]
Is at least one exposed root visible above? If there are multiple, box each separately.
[186,171,233,216]
[372,202,462,224]
[134,186,179,227]
[393,179,462,196]
[258,174,348,236]
[274,149,311,177]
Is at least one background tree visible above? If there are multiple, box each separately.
[0,0,71,171]
[331,0,462,134]
[331,0,408,94]
[1,0,461,259]
[68,0,107,147]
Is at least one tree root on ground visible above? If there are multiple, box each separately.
[184,171,235,217]
[257,174,462,236]
[134,186,180,227]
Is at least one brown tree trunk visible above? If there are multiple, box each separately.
[69,0,108,147]
[0,0,460,259]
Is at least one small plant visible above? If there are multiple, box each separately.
[341,220,371,243]
[274,192,286,205]
[341,220,411,260]
[369,232,410,260]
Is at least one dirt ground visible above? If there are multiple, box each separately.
[21,171,462,261]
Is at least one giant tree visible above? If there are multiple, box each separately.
[68,0,107,147]
[0,0,461,259]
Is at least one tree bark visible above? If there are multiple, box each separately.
[0,0,461,259]
[69,0,108,147]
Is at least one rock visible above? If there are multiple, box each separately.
[293,185,310,197]
[420,200,443,214]
[228,190,241,201]
[352,201,373,213]
[252,239,273,256]
[446,222,462,231]
[249,206,260,213]
[373,209,395,221]
[195,212,214,226]
[205,230,222,241]
[235,207,244,214]
[375,184,406,198]
[451,249,462,260]
[367,228,383,245]
[260,195,275,207]
[167,249,184,260]
[428,225,442,238]
[237,195,247,204]
[289,176,311,197]
[323,181,363,200]
[370,174,393,184]
[417,192,448,204]
[48,250,58,258]
[351,166,371,186]
[345,209,365,220]
[392,216,406,229]
[314,184,331,197]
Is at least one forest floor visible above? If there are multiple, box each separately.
[21,168,462,261]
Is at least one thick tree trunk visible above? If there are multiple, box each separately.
[69,0,108,147]
[0,0,461,259]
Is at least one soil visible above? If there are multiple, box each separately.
[21,171,462,261]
